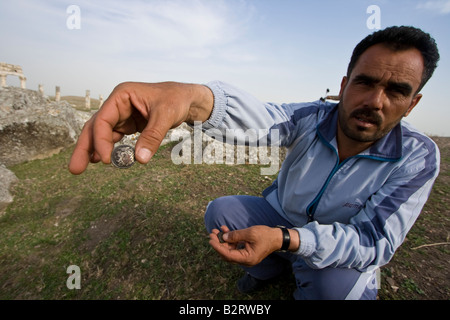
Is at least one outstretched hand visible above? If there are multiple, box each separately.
[68,81,213,175]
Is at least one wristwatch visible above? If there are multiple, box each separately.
[276,225,290,252]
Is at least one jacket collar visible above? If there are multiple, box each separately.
[317,103,403,161]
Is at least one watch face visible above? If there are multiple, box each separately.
[111,145,135,169]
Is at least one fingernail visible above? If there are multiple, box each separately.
[137,148,152,162]
[223,233,229,241]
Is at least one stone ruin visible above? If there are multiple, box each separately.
[0,63,27,89]
[2,62,103,111]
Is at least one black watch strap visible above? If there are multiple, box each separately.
[277,226,290,252]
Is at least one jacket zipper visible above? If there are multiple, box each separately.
[305,136,350,223]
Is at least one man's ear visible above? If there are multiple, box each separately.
[404,93,423,117]
[339,76,348,99]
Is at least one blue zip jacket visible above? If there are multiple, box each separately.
[204,81,440,272]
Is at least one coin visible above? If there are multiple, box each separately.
[111,145,135,169]
[217,232,225,243]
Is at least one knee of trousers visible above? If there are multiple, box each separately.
[204,197,230,233]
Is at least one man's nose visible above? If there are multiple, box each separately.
[364,87,385,110]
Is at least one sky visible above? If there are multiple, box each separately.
[1,0,449,136]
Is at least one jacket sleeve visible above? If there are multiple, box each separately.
[295,139,440,271]
[204,80,317,147]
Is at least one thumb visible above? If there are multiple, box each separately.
[223,229,247,243]
[135,115,172,164]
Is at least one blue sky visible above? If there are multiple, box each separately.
[1,0,449,136]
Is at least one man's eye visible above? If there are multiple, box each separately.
[388,88,407,97]
[354,79,372,86]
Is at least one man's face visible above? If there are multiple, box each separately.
[338,44,424,143]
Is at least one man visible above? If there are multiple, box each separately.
[69,26,440,300]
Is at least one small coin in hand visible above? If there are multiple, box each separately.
[111,145,135,169]
[217,232,225,243]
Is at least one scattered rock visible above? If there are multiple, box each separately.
[386,276,399,292]
[0,164,18,214]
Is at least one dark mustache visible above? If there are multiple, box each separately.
[350,108,382,126]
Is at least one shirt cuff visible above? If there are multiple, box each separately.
[293,227,316,257]
[203,81,228,129]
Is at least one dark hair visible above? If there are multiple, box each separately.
[347,26,440,93]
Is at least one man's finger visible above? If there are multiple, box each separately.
[93,103,121,164]
[68,119,95,175]
[135,112,173,164]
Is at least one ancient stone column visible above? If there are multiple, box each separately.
[99,94,104,108]
[85,90,91,110]
[38,84,44,96]
[0,75,7,87]
[55,86,61,102]
[20,76,26,89]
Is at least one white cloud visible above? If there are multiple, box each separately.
[75,0,257,59]
[416,0,450,14]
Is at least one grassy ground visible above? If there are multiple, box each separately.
[0,138,448,300]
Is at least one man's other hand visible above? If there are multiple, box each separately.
[209,225,285,267]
